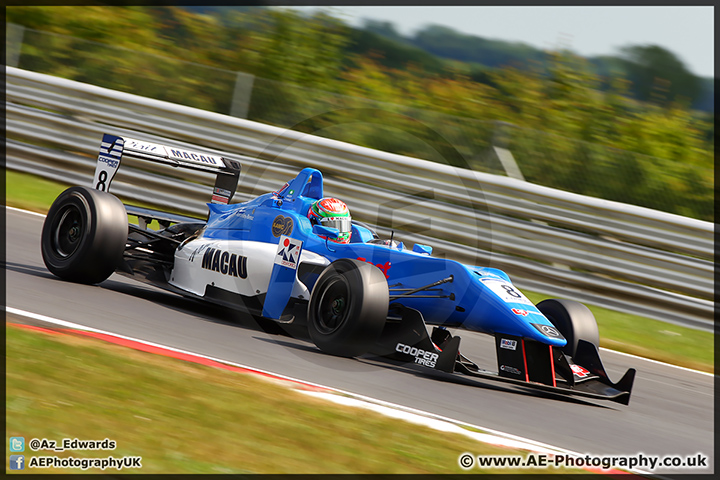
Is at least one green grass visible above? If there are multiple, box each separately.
[5,170,75,213]
[4,169,198,229]
[6,323,587,474]
[5,169,713,372]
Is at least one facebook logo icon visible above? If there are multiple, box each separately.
[9,455,25,470]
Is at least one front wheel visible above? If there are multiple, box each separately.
[41,186,128,284]
[307,259,389,357]
[536,299,599,358]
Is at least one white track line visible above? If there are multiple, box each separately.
[7,205,713,377]
[7,305,654,475]
[6,205,47,217]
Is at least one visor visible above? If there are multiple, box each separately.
[320,216,352,233]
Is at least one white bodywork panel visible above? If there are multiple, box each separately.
[170,238,329,299]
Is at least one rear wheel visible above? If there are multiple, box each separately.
[41,186,128,284]
[307,259,389,357]
[536,299,599,358]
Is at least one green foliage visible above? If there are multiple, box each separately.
[692,77,714,112]
[361,19,405,43]
[6,6,714,220]
[486,52,713,218]
[618,44,702,106]
[10,7,237,113]
[367,21,712,115]
[246,9,349,89]
[346,26,445,74]
[410,24,544,69]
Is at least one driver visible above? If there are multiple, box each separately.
[307,198,352,244]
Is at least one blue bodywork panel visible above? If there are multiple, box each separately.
[202,168,566,347]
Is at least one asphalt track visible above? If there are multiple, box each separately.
[6,207,714,475]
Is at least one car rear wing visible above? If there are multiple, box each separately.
[93,133,242,205]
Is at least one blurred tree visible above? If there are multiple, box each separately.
[483,50,712,219]
[345,27,445,74]
[361,19,405,43]
[248,9,349,89]
[7,6,55,29]
[240,9,351,130]
[410,24,544,68]
[617,44,702,106]
[6,6,713,219]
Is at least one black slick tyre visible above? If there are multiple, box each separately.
[41,186,128,284]
[536,298,599,358]
[307,258,389,357]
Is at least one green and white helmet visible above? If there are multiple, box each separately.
[308,197,352,244]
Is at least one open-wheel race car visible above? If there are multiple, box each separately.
[41,134,636,405]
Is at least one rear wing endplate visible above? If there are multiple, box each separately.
[93,133,242,205]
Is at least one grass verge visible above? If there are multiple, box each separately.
[6,323,586,474]
[5,169,713,373]
[5,170,74,214]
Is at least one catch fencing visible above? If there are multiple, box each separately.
[5,66,714,331]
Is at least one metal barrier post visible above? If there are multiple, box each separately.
[230,71,255,118]
[5,23,25,68]
[492,120,525,181]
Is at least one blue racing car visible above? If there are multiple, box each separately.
[41,134,636,405]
